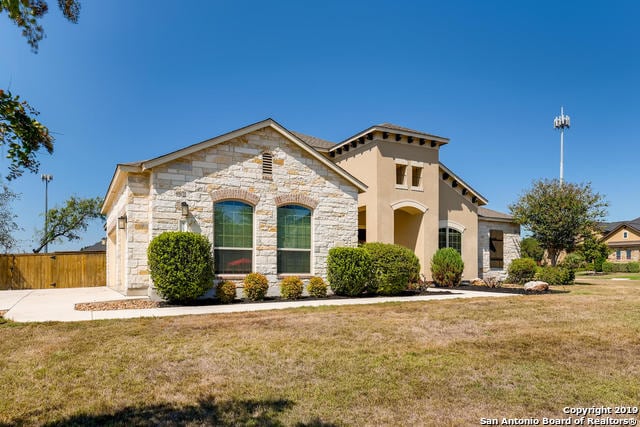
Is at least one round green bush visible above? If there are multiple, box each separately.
[280,276,304,300]
[147,232,214,303]
[216,281,237,304]
[362,242,421,295]
[534,266,574,286]
[327,247,374,296]
[307,276,328,298]
[561,252,585,271]
[430,248,464,287]
[243,273,269,301]
[506,258,538,284]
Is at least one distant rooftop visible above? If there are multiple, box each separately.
[601,216,640,233]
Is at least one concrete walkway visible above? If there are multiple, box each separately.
[0,286,520,323]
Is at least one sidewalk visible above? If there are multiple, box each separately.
[0,286,520,323]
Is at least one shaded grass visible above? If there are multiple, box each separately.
[1,281,639,426]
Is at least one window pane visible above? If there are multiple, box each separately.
[214,201,253,248]
[411,166,422,187]
[448,229,462,254]
[277,205,311,249]
[278,205,311,273]
[396,164,407,185]
[214,249,252,274]
[277,250,310,274]
[438,228,447,249]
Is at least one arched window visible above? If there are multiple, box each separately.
[277,205,311,273]
[439,227,462,254]
[214,201,253,274]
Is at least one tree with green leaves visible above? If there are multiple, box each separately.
[0,180,20,252]
[1,0,80,179]
[519,237,544,264]
[509,179,608,266]
[32,196,104,253]
[577,232,611,271]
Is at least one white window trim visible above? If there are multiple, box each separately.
[438,220,466,233]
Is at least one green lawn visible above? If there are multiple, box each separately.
[1,281,639,426]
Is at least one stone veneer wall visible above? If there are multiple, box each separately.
[478,219,520,279]
[118,127,359,296]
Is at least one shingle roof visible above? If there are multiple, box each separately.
[601,217,640,233]
[81,239,106,252]
[478,207,514,220]
[290,131,336,151]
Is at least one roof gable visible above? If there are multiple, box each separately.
[102,119,367,213]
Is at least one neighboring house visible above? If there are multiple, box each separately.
[102,118,519,296]
[600,217,640,262]
[80,238,107,252]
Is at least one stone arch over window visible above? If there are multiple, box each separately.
[274,193,319,210]
[210,188,260,206]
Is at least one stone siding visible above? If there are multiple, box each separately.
[117,127,358,296]
[478,219,520,280]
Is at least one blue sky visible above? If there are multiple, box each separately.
[1,1,638,252]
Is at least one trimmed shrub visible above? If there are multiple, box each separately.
[506,258,538,285]
[307,276,328,298]
[628,262,640,273]
[243,273,269,301]
[216,281,237,304]
[561,253,585,271]
[535,266,574,286]
[327,247,374,296]
[362,242,421,295]
[430,248,464,288]
[280,276,304,300]
[594,256,606,272]
[147,232,214,303]
[602,261,614,273]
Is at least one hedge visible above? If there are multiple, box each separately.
[327,247,373,296]
[362,242,420,295]
[506,258,538,285]
[534,266,574,286]
[147,232,214,303]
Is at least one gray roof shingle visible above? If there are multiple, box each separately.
[290,131,336,151]
[478,207,514,220]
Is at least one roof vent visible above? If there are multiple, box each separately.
[262,152,273,176]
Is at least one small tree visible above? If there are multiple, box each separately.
[0,181,20,252]
[519,237,544,264]
[33,196,104,253]
[577,233,611,272]
[509,179,608,266]
[147,232,214,302]
[430,248,464,287]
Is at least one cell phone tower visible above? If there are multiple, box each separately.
[553,107,570,184]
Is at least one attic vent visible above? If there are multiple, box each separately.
[262,152,273,176]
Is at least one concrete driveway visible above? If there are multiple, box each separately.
[0,286,520,323]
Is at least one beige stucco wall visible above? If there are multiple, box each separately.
[336,137,441,278]
[438,179,478,280]
[107,127,359,296]
[603,227,640,245]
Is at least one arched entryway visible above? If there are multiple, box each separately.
[391,200,427,254]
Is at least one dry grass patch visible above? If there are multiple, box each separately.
[1,281,639,426]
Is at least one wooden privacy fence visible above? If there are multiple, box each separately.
[0,252,106,290]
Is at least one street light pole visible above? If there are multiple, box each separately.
[553,107,571,184]
[41,174,53,253]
